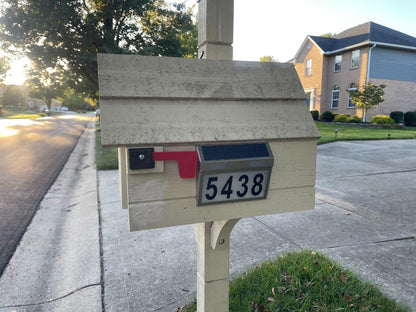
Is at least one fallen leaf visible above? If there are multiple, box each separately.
[267,297,274,303]
[344,294,353,303]
[284,275,292,283]
[272,287,276,296]
[340,272,348,283]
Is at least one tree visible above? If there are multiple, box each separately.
[349,82,386,122]
[26,63,66,110]
[0,56,10,85]
[1,85,27,109]
[61,88,95,112]
[320,32,336,38]
[260,56,277,62]
[0,0,197,98]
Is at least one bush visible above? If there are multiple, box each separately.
[390,111,404,124]
[333,114,349,122]
[320,111,334,122]
[310,110,319,121]
[371,115,395,124]
[404,111,416,126]
[347,115,362,123]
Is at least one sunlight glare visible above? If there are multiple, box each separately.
[5,57,30,86]
[0,119,39,137]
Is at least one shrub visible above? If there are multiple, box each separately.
[371,115,395,124]
[333,114,349,122]
[404,111,416,126]
[310,110,319,121]
[390,111,404,124]
[347,115,362,123]
[320,111,334,122]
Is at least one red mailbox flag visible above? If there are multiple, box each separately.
[153,151,198,179]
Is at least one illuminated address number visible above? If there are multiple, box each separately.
[200,170,269,204]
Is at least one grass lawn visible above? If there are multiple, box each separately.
[95,122,118,170]
[1,109,63,119]
[179,250,411,312]
[2,110,46,119]
[316,121,416,144]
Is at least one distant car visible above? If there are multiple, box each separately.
[42,109,51,116]
[61,106,69,111]
[95,109,101,120]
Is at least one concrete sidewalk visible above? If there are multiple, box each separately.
[0,123,415,311]
[0,117,102,312]
[99,140,416,311]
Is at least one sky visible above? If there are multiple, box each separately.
[4,0,416,85]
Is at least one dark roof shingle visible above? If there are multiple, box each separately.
[311,22,416,53]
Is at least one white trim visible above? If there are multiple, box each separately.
[324,40,416,55]
[293,36,325,62]
[331,86,340,109]
[334,55,342,72]
[305,59,312,76]
[347,83,358,108]
[350,49,360,69]
[305,89,315,110]
[308,36,326,54]
[366,43,377,83]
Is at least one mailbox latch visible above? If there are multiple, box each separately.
[128,148,155,170]
[128,148,198,179]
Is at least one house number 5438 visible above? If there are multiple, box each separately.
[201,170,269,204]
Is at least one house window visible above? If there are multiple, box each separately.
[334,55,342,72]
[331,85,339,109]
[350,49,360,68]
[306,59,312,76]
[348,83,357,108]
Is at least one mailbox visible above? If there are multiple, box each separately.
[196,143,274,206]
[97,54,320,232]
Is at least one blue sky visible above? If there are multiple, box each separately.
[5,0,416,84]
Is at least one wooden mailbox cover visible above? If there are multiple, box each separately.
[98,54,320,231]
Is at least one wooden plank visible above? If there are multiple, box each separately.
[128,186,315,231]
[100,99,320,147]
[97,54,306,100]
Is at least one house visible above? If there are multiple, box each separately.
[293,21,416,120]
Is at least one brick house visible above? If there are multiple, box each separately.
[293,21,416,120]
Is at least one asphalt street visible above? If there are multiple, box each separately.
[0,114,90,276]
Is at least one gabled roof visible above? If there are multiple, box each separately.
[311,22,416,54]
[293,22,416,61]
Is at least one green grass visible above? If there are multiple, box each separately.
[316,121,416,144]
[2,110,46,119]
[1,108,63,119]
[95,122,118,170]
[179,250,411,312]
